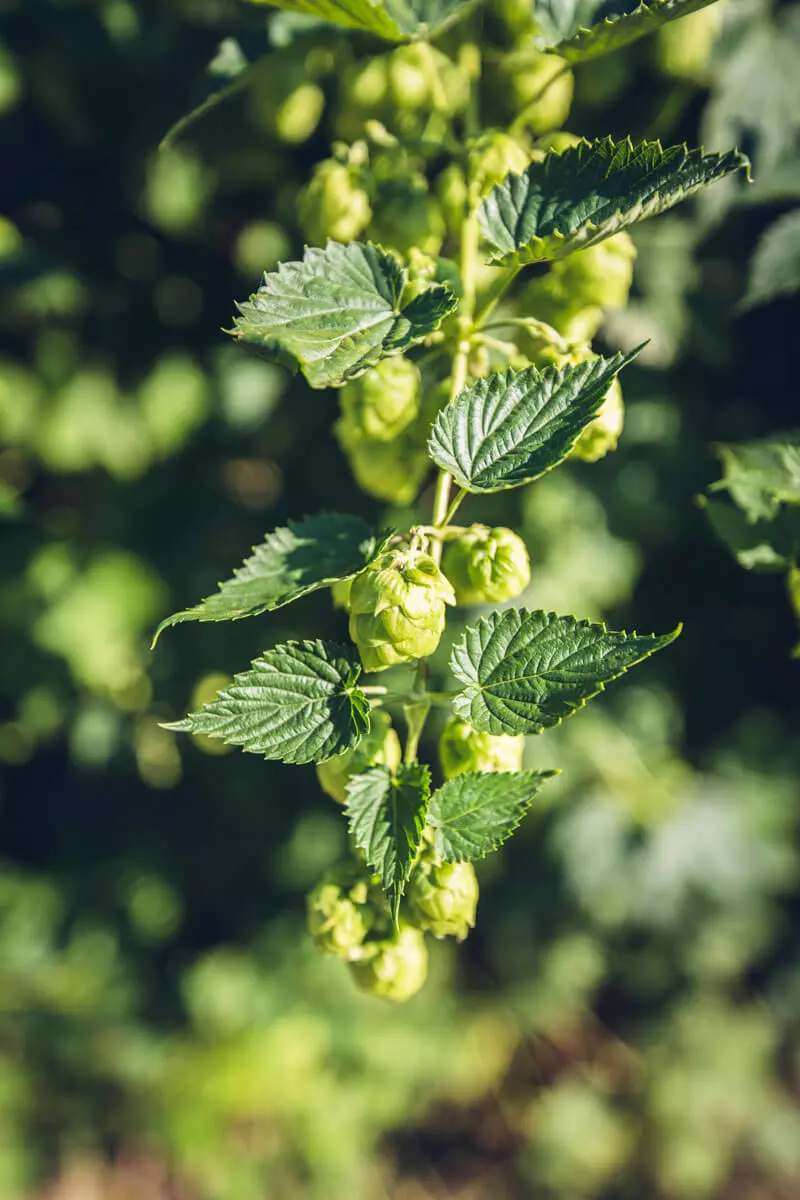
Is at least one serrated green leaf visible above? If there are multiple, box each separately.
[450,608,680,735]
[479,137,749,267]
[710,433,800,521]
[428,770,558,862]
[164,640,369,764]
[428,349,641,494]
[346,764,430,921]
[535,0,723,63]
[231,241,456,389]
[741,211,800,311]
[152,514,388,644]
[701,497,800,573]
[244,0,476,41]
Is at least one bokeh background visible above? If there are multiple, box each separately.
[2,0,799,1197]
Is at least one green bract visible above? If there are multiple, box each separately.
[442,525,531,606]
[316,710,402,804]
[407,858,479,940]
[348,549,456,672]
[349,922,428,1002]
[336,356,421,447]
[306,863,377,958]
[439,716,524,780]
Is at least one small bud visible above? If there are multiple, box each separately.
[316,710,401,804]
[307,863,376,958]
[466,130,530,204]
[349,922,428,1001]
[298,159,372,246]
[439,716,524,780]
[407,859,479,940]
[336,357,421,447]
[442,525,530,606]
[349,548,455,672]
[570,378,624,462]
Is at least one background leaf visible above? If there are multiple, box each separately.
[710,433,800,521]
[428,770,558,862]
[428,350,641,493]
[741,211,800,311]
[165,641,369,764]
[231,242,457,389]
[701,497,800,574]
[153,514,388,642]
[243,0,476,41]
[535,0,723,63]
[346,764,430,920]
[450,608,681,735]
[479,137,749,267]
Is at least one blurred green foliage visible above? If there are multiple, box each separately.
[1,0,799,1197]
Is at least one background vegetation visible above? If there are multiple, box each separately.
[1,0,799,1196]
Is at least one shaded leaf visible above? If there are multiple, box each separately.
[535,0,723,63]
[164,640,369,764]
[153,514,388,643]
[710,433,800,521]
[741,211,800,310]
[428,349,641,493]
[428,770,558,862]
[244,0,476,41]
[231,241,457,389]
[346,764,430,921]
[701,497,800,573]
[479,137,749,267]
[450,608,680,735]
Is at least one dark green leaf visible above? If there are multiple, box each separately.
[701,497,800,573]
[710,433,800,521]
[479,137,749,267]
[164,640,369,764]
[428,349,641,493]
[152,514,388,644]
[535,0,723,63]
[231,241,457,389]
[428,770,558,862]
[244,0,477,41]
[450,608,681,735]
[346,764,430,921]
[741,211,800,310]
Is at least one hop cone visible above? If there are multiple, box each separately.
[335,357,421,448]
[316,710,401,804]
[520,232,636,342]
[439,716,524,780]
[349,548,455,672]
[297,159,371,245]
[407,859,478,941]
[349,922,428,1002]
[306,863,376,959]
[442,525,530,606]
[570,378,624,462]
[466,130,529,203]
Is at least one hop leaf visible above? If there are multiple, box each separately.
[244,0,476,43]
[534,0,726,63]
[450,608,681,735]
[164,640,370,764]
[231,241,456,389]
[428,770,558,861]
[479,137,749,267]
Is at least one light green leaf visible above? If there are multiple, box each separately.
[428,770,558,862]
[479,137,749,267]
[428,349,641,493]
[535,0,723,63]
[450,608,680,735]
[164,640,369,764]
[741,212,800,310]
[701,497,800,574]
[346,764,430,921]
[710,433,800,521]
[231,241,457,389]
[244,0,476,41]
[152,514,388,644]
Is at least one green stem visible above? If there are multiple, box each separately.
[403,695,431,765]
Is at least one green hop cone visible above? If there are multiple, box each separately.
[656,2,726,82]
[349,548,455,672]
[439,716,524,780]
[306,863,376,959]
[336,357,421,447]
[297,159,372,246]
[520,232,637,342]
[407,858,479,941]
[349,921,428,1002]
[442,525,530,606]
[315,710,401,804]
[345,436,430,505]
[570,378,624,463]
[466,130,530,204]
[494,48,573,133]
[368,186,446,258]
[387,44,469,116]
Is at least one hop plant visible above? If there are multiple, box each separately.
[316,710,402,804]
[520,232,637,343]
[335,356,421,447]
[348,548,455,672]
[407,857,479,940]
[439,716,524,780]
[297,159,372,246]
[349,921,428,1002]
[442,525,531,606]
[306,863,377,958]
